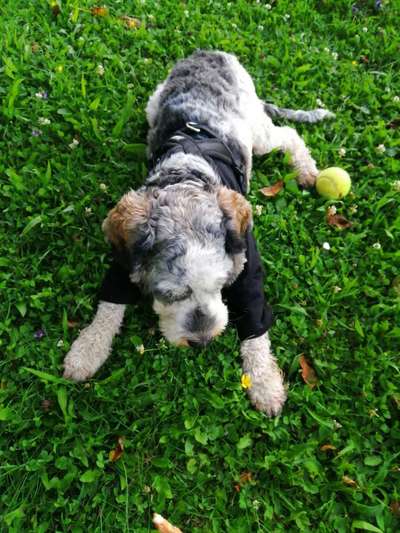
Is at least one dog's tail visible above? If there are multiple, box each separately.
[263,102,335,124]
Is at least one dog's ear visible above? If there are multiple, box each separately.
[217,187,253,253]
[102,190,152,250]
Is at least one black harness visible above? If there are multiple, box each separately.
[150,122,247,195]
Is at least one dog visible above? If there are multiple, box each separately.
[63,51,334,416]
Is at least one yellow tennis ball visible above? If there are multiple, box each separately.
[316,167,351,199]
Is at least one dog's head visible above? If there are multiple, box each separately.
[102,184,252,347]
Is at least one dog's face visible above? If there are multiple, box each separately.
[102,184,252,347]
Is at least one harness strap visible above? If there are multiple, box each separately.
[151,122,246,192]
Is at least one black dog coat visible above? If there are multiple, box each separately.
[99,123,273,341]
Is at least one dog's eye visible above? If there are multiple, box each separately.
[153,286,192,304]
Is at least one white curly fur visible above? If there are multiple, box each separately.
[63,302,125,381]
[240,332,286,416]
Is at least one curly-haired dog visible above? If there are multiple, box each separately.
[63,51,333,415]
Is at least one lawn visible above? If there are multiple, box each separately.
[1,0,399,531]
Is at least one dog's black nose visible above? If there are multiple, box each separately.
[188,338,210,349]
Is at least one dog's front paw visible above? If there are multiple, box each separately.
[241,333,287,417]
[63,326,113,382]
[246,370,287,416]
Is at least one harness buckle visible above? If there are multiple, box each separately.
[186,121,201,133]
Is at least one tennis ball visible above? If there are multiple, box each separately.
[316,167,351,199]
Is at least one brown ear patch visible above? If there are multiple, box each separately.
[217,187,253,235]
[102,190,149,248]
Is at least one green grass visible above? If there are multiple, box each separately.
[1,0,399,531]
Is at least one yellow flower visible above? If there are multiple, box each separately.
[241,374,252,389]
[351,60,357,66]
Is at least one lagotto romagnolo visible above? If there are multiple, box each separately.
[63,51,334,416]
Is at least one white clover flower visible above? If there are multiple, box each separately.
[56,339,64,347]
[69,138,80,149]
[333,419,343,429]
[283,13,290,21]
[349,204,358,214]
[392,180,400,192]
[324,47,330,53]
[232,22,237,29]
[372,242,381,250]
[338,147,346,157]
[254,204,263,216]
[85,207,92,215]
[136,344,145,355]
[184,9,189,17]
[332,52,338,60]
[333,286,342,293]
[394,95,400,103]
[322,242,331,250]
[265,3,272,9]
[257,24,264,31]
[38,117,51,125]
[316,98,325,107]
[96,64,105,76]
[376,144,386,153]
[99,183,108,191]
[35,91,48,99]
[362,27,368,33]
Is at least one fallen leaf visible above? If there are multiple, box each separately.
[342,475,358,488]
[153,513,182,533]
[109,437,124,462]
[91,6,108,16]
[239,471,253,485]
[41,399,53,412]
[120,15,141,29]
[327,210,352,229]
[31,42,40,53]
[299,355,319,388]
[320,444,337,452]
[387,118,400,129]
[234,484,241,492]
[259,180,284,197]
[67,319,79,328]
[390,501,400,517]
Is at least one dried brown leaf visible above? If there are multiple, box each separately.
[67,319,79,328]
[320,444,337,452]
[390,501,400,517]
[259,180,284,198]
[153,514,183,533]
[109,437,124,462]
[91,6,109,16]
[342,475,358,488]
[327,212,352,229]
[299,355,319,389]
[239,471,253,485]
[387,118,400,129]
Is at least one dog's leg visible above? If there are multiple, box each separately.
[63,302,126,382]
[253,114,319,187]
[240,332,286,416]
[266,125,319,187]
